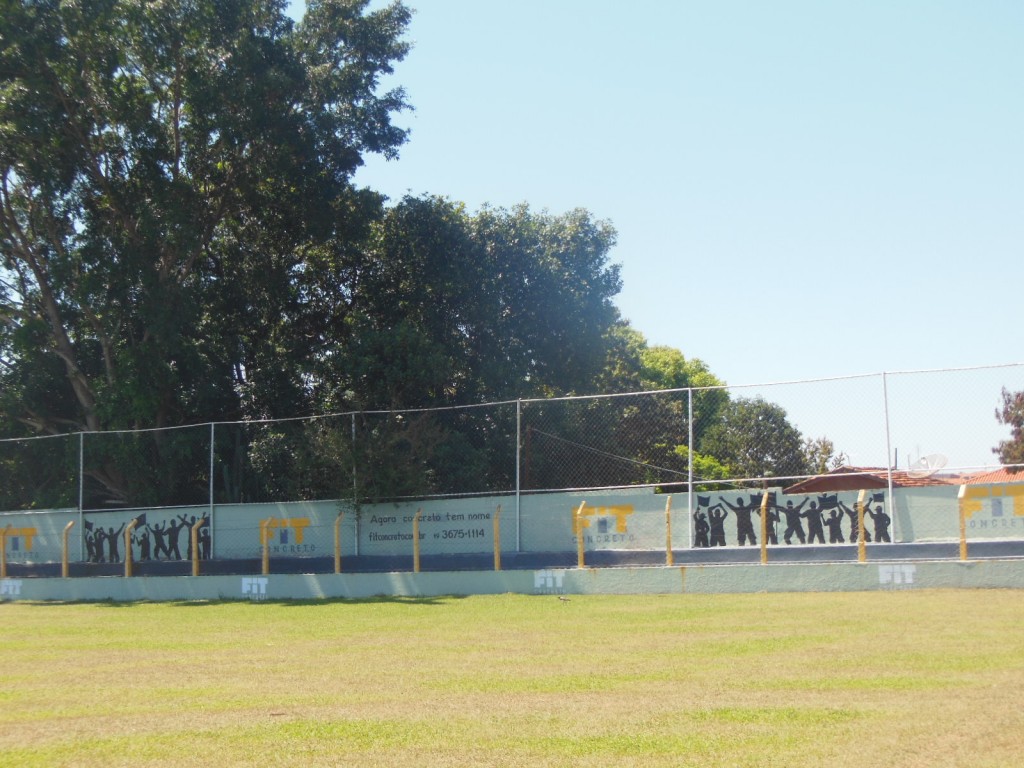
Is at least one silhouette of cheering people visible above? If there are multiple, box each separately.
[838,501,871,543]
[865,504,892,542]
[824,508,845,543]
[804,501,826,545]
[708,505,729,547]
[719,495,759,546]
[778,498,808,544]
[694,511,710,548]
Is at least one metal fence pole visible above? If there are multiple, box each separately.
[687,387,694,549]
[882,372,895,537]
[208,422,215,558]
[515,399,522,552]
[78,432,84,561]
[351,413,359,557]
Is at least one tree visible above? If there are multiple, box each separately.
[994,387,1024,471]
[803,435,848,475]
[1,0,412,503]
[700,396,809,483]
[317,196,623,410]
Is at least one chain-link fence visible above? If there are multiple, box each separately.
[3,364,1023,514]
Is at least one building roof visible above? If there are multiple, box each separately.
[782,465,960,495]
[961,466,1024,485]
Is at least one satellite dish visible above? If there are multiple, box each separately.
[907,453,948,478]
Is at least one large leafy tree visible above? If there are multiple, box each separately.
[319,195,623,410]
[994,387,1024,471]
[0,0,411,503]
[700,396,809,484]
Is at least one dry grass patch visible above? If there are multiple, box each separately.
[1,590,1022,766]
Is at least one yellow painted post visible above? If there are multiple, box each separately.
[124,519,139,578]
[261,517,274,576]
[575,501,587,569]
[334,510,344,574]
[191,518,203,577]
[493,505,502,571]
[412,508,422,573]
[856,490,867,563]
[957,484,969,561]
[0,524,10,579]
[664,496,674,566]
[62,521,75,578]
[760,491,770,565]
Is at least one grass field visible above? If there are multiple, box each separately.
[1,590,1022,767]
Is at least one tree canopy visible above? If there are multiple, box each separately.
[1,0,827,508]
[994,387,1024,471]
[1,0,411,438]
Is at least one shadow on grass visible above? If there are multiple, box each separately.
[20,594,471,608]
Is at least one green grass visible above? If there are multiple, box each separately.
[1,590,1023,767]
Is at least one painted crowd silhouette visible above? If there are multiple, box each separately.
[693,493,891,548]
[84,513,210,563]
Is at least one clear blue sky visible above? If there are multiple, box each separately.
[293,1,1024,468]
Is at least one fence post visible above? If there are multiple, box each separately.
[191,518,203,577]
[881,372,896,536]
[78,432,84,561]
[856,490,867,563]
[574,501,587,569]
[208,422,216,557]
[412,508,422,573]
[124,519,139,578]
[687,388,694,548]
[0,524,9,579]
[760,490,770,565]
[261,517,274,575]
[493,505,502,571]
[62,521,75,578]
[664,496,673,566]
[334,510,344,574]
[516,399,522,552]
[957,484,971,561]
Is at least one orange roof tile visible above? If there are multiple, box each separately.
[962,466,1024,485]
[782,465,959,495]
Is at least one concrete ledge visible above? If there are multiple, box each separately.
[3,558,1024,602]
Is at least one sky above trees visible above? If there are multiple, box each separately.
[331,0,1024,467]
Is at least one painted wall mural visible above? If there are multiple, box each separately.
[83,511,210,564]
[691,492,890,548]
[2,481,1022,569]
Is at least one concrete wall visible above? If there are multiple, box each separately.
[3,558,1024,603]
[3,483,1023,568]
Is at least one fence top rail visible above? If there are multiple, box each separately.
[2,362,1023,443]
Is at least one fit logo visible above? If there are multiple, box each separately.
[259,518,310,545]
[573,504,634,534]
[879,564,916,587]
[534,569,565,593]
[241,576,269,600]
[2,528,37,551]
[1,579,23,598]
[959,484,1024,519]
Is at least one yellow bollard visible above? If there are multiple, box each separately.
[191,518,203,577]
[760,490,770,565]
[957,484,970,561]
[124,519,139,578]
[62,521,75,578]
[0,524,10,579]
[856,490,867,563]
[575,501,587,569]
[334,510,344,574]
[664,496,674,566]
[493,505,502,571]
[260,517,275,576]
[412,508,422,573]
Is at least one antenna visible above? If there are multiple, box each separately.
[906,453,948,479]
